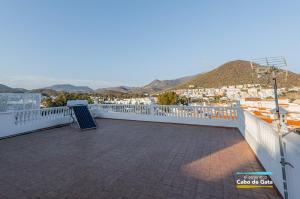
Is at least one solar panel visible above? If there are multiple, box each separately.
[72,105,97,130]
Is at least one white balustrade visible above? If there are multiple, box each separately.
[14,107,72,125]
[0,106,73,138]
[94,104,238,127]
[237,109,300,199]
[95,104,237,120]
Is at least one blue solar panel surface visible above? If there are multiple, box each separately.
[72,105,97,130]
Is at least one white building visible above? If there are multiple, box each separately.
[0,93,41,112]
[104,97,153,105]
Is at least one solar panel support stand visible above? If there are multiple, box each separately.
[70,105,98,130]
[68,107,79,128]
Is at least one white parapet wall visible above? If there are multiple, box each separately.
[237,108,300,199]
[0,104,238,138]
[237,109,283,194]
[92,104,239,128]
[284,133,300,199]
[0,107,73,138]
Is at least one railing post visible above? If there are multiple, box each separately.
[150,104,155,116]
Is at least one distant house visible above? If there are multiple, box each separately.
[0,93,41,112]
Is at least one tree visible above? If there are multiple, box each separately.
[178,96,190,105]
[42,92,93,107]
[213,95,221,103]
[157,92,178,105]
[42,97,53,107]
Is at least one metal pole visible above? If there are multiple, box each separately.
[273,71,289,199]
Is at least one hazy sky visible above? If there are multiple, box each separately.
[0,0,299,89]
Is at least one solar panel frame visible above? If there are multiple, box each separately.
[72,105,97,130]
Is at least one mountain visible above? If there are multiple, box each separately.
[30,88,59,96]
[95,86,135,94]
[177,60,300,89]
[94,75,195,95]
[0,84,27,93]
[131,75,196,94]
[4,60,299,94]
[44,84,93,93]
[1,74,194,95]
[0,84,14,93]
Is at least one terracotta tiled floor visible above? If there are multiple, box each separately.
[0,119,282,199]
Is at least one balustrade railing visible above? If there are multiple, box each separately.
[0,104,238,138]
[13,106,72,125]
[0,106,73,138]
[96,104,151,115]
[1,104,239,128]
[96,104,238,120]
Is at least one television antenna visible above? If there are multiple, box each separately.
[250,56,291,199]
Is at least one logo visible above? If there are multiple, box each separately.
[235,172,273,189]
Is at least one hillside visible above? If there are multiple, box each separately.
[1,74,194,95]
[131,75,195,94]
[95,86,135,94]
[45,84,93,93]
[0,84,14,93]
[0,84,27,93]
[2,60,299,95]
[177,60,300,89]
[95,75,195,95]
[30,89,59,96]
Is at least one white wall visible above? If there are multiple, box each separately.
[0,109,72,138]
[237,108,300,199]
[283,133,300,199]
[0,93,41,112]
[95,111,237,128]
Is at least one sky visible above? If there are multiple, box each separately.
[0,0,299,89]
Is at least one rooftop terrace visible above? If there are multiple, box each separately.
[0,118,281,199]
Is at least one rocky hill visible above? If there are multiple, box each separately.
[177,60,300,89]
[0,84,27,93]
[95,75,195,94]
[30,89,59,96]
[44,84,93,93]
[2,60,299,95]
[95,86,135,94]
[131,75,195,94]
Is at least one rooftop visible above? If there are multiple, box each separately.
[0,118,281,199]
